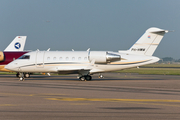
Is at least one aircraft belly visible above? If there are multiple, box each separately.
[90,58,158,74]
[19,67,55,73]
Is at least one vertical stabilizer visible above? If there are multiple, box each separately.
[128,27,168,56]
[4,36,27,51]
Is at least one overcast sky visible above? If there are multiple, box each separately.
[0,0,179,59]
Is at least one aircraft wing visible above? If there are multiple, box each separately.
[56,60,95,75]
[57,68,91,75]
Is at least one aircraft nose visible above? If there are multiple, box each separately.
[5,64,11,70]
[5,62,17,71]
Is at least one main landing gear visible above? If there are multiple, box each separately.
[79,75,92,81]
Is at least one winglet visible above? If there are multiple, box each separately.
[47,48,51,51]
[87,48,90,51]
[4,36,27,51]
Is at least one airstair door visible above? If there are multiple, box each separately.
[36,51,45,68]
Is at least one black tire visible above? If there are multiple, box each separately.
[85,75,92,81]
[80,76,86,81]
[24,73,30,78]
[19,77,24,81]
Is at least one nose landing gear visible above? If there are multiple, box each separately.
[16,73,30,81]
[18,73,24,81]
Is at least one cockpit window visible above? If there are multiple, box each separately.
[18,55,30,59]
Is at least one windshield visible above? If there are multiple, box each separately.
[18,55,30,59]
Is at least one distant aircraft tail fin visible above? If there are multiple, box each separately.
[4,36,27,51]
[128,27,168,56]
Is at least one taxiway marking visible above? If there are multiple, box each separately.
[46,97,180,103]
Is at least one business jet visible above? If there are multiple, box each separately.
[5,27,169,81]
[0,36,28,74]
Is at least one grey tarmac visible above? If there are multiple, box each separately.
[0,73,180,120]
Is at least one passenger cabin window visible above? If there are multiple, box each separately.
[47,57,50,61]
[18,55,30,59]
[53,57,56,60]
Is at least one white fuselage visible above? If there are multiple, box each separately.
[4,27,168,81]
[5,50,159,75]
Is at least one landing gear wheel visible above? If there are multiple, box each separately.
[80,76,86,81]
[19,77,24,81]
[18,73,25,81]
[24,73,30,78]
[85,75,92,81]
[79,75,92,81]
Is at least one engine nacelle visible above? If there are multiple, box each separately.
[0,51,4,62]
[89,51,120,64]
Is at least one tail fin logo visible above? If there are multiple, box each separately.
[14,42,21,49]
[148,35,151,38]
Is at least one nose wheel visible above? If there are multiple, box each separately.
[24,73,30,78]
[19,77,24,81]
[18,73,24,81]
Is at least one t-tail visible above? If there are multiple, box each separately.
[4,36,27,51]
[128,27,168,56]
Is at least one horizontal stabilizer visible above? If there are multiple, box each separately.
[146,27,168,33]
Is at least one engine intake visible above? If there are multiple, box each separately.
[0,51,4,62]
[89,51,120,64]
